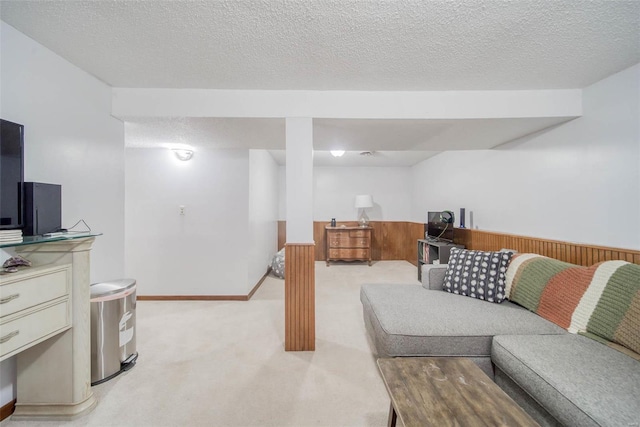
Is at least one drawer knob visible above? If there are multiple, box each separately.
[0,330,19,344]
[0,293,20,304]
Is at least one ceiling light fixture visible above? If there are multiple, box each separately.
[172,149,194,161]
[330,150,345,157]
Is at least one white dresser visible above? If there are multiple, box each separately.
[0,264,72,361]
[0,236,98,420]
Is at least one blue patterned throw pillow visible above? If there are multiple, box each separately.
[442,248,513,303]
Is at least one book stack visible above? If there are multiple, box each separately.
[0,229,24,245]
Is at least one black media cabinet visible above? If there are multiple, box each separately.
[417,239,464,281]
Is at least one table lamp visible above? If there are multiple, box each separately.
[355,195,373,227]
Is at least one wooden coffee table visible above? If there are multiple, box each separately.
[377,357,539,427]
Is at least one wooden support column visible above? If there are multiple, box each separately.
[284,117,315,351]
[285,244,315,351]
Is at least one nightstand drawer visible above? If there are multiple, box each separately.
[0,299,71,360]
[329,249,370,259]
[0,265,71,318]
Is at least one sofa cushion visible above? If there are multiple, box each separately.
[492,334,640,427]
[443,248,513,303]
[360,283,565,358]
[421,264,448,290]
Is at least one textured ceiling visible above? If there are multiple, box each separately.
[2,1,636,166]
[268,150,440,167]
[312,117,572,151]
[125,116,574,166]
[125,118,286,150]
[2,0,639,90]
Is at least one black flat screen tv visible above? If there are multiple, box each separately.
[0,119,25,229]
[427,211,454,242]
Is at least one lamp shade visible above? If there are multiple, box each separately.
[355,195,373,209]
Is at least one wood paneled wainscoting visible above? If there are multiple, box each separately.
[278,221,425,265]
[285,243,315,351]
[454,228,640,265]
[277,222,639,269]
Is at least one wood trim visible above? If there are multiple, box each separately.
[137,295,248,301]
[285,243,315,351]
[284,221,424,264]
[280,221,638,268]
[277,221,286,250]
[0,399,16,421]
[454,228,640,266]
[383,221,423,264]
[137,267,273,302]
[247,267,271,300]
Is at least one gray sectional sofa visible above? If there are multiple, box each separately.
[360,263,640,427]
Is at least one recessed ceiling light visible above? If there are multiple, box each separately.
[330,150,345,157]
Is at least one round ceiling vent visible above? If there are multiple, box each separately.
[359,151,374,156]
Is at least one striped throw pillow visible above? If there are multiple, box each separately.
[506,254,640,355]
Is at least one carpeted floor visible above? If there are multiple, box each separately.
[2,260,419,427]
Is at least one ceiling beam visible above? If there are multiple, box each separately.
[112,89,582,120]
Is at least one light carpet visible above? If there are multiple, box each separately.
[2,261,419,427]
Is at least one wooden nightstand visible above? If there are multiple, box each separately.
[325,226,372,266]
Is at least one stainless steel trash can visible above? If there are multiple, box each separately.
[90,279,138,385]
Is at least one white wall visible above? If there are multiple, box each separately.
[0,358,14,412]
[285,118,314,243]
[124,147,250,295]
[248,150,279,292]
[278,166,413,223]
[412,64,640,250]
[313,167,412,222]
[0,21,125,408]
[0,22,125,282]
[278,167,287,221]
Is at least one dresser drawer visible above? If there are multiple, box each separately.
[327,236,343,248]
[329,229,370,239]
[0,265,71,318]
[328,249,370,259]
[0,299,71,360]
[349,237,370,248]
[325,226,372,265]
[349,230,369,238]
[329,237,370,248]
[327,231,347,240]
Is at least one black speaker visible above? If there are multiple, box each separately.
[23,182,62,236]
[460,208,466,228]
